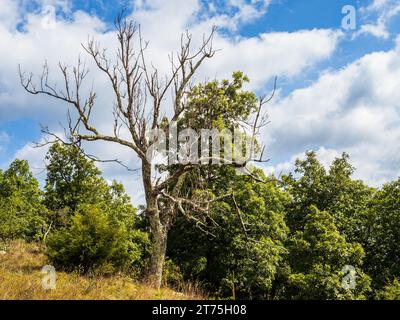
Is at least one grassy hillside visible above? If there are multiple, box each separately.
[0,241,202,300]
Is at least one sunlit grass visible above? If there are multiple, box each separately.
[0,240,203,300]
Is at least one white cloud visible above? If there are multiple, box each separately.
[357,0,400,39]
[13,140,49,184]
[368,0,390,10]
[205,29,342,89]
[130,0,341,89]
[264,146,341,177]
[263,42,400,186]
[0,0,340,123]
[0,0,20,30]
[212,0,273,28]
[133,0,272,32]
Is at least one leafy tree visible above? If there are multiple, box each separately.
[44,143,150,273]
[0,160,46,241]
[168,167,289,299]
[362,179,400,289]
[164,72,282,299]
[44,143,108,228]
[284,206,371,300]
[281,152,374,299]
[283,151,374,242]
[44,143,141,226]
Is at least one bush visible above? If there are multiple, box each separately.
[46,204,150,275]
[0,160,46,242]
[162,259,184,288]
[376,279,400,300]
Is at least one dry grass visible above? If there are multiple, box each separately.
[0,240,203,300]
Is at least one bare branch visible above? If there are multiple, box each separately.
[231,193,249,239]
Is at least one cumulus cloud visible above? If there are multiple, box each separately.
[204,29,342,89]
[0,4,113,123]
[0,0,20,30]
[263,40,400,186]
[133,0,272,32]
[202,0,273,29]
[0,0,340,122]
[130,0,341,89]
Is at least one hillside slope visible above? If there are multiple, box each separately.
[0,241,202,300]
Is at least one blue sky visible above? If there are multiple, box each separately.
[0,0,399,203]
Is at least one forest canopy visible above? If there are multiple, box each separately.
[1,142,399,300]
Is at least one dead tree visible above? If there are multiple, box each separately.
[19,15,273,288]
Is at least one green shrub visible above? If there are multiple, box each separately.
[376,279,400,300]
[46,204,150,275]
[0,160,46,242]
[162,259,184,288]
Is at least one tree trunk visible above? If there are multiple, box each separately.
[142,161,169,289]
[147,218,168,288]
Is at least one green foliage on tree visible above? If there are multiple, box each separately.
[44,143,110,228]
[2,143,400,299]
[43,143,150,274]
[161,72,289,298]
[284,206,371,299]
[362,179,400,289]
[168,167,289,299]
[283,151,374,241]
[183,71,258,130]
[0,160,46,242]
[280,152,375,299]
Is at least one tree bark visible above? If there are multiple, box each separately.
[147,216,168,288]
[142,161,169,288]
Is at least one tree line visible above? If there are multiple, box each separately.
[1,142,399,300]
